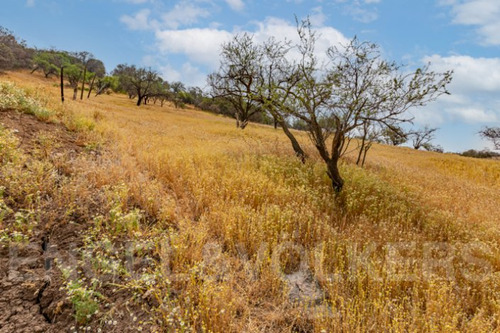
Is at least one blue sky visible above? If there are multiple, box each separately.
[2,0,499,152]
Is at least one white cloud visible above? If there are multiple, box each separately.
[424,54,500,93]
[442,0,500,45]
[310,7,327,27]
[347,6,378,23]
[159,64,182,83]
[141,55,158,67]
[26,0,35,7]
[412,54,500,125]
[153,17,349,86]
[161,3,212,29]
[159,62,207,87]
[121,2,212,31]
[120,9,154,30]
[122,0,150,3]
[446,107,497,123]
[155,17,348,69]
[332,0,380,23]
[155,28,233,68]
[252,17,348,50]
[225,0,245,11]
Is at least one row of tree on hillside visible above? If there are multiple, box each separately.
[0,26,205,107]
[110,64,207,108]
[0,26,291,120]
[0,25,316,126]
[1,27,107,101]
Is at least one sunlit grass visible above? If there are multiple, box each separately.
[2,71,500,332]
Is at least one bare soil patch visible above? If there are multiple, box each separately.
[0,109,157,332]
[0,109,86,332]
[0,111,83,333]
[0,109,84,155]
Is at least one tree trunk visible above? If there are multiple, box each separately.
[87,74,96,99]
[239,119,248,129]
[361,145,370,167]
[356,135,366,166]
[136,95,143,106]
[328,130,345,192]
[235,112,240,128]
[80,66,87,100]
[326,158,344,193]
[60,67,64,104]
[73,70,83,101]
[278,120,307,163]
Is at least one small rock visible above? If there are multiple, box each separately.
[33,325,46,333]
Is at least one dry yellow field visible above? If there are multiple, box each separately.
[2,71,500,332]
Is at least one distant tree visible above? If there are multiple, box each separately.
[64,63,84,100]
[86,58,106,78]
[167,81,189,108]
[461,149,500,159]
[210,19,452,192]
[112,64,160,106]
[0,43,15,70]
[156,81,173,106]
[31,50,65,78]
[95,76,119,96]
[381,126,408,146]
[85,59,105,98]
[208,34,263,129]
[72,51,94,100]
[429,144,444,153]
[356,121,382,167]
[0,26,32,70]
[112,64,136,97]
[479,126,500,150]
[170,81,185,94]
[185,87,205,107]
[209,32,307,159]
[411,126,438,150]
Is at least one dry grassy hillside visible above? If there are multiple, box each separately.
[1,71,499,332]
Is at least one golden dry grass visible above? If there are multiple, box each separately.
[2,71,500,332]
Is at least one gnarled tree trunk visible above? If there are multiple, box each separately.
[278,119,307,163]
[326,158,344,193]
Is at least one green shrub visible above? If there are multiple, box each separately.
[0,81,54,121]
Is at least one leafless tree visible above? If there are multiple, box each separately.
[411,126,438,150]
[285,21,451,191]
[381,126,408,146]
[208,34,263,129]
[479,126,500,150]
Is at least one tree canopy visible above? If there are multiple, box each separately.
[112,64,161,106]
